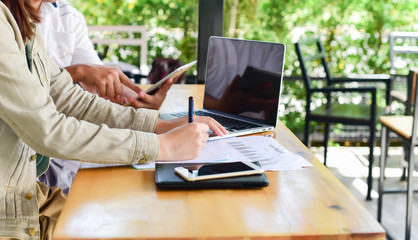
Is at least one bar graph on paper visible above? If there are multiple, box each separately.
[226,141,271,165]
[224,136,312,171]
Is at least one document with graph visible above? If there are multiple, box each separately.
[133,135,313,171]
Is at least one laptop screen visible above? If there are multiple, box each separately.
[203,37,285,126]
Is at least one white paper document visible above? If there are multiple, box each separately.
[132,135,313,171]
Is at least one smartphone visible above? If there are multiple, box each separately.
[144,60,197,95]
[174,161,264,182]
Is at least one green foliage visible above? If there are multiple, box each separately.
[70,0,417,75]
[70,0,198,65]
[223,0,417,135]
[70,0,417,135]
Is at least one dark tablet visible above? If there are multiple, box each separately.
[155,161,269,189]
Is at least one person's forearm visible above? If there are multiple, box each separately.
[65,64,85,84]
[155,118,187,134]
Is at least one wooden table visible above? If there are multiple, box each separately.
[53,84,385,240]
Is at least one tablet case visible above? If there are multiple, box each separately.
[155,162,269,189]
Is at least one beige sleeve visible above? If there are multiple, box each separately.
[0,10,159,164]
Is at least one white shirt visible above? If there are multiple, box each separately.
[37,0,104,194]
[39,0,102,68]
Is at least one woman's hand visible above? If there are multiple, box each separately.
[155,116,228,137]
[155,116,228,161]
[157,123,209,161]
[126,78,176,110]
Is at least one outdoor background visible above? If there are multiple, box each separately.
[69,0,418,138]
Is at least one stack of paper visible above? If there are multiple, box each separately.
[133,135,313,171]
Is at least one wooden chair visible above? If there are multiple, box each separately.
[388,72,415,181]
[388,32,418,180]
[378,68,418,240]
[294,37,391,200]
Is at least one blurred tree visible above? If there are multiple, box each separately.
[71,0,198,68]
[221,0,417,134]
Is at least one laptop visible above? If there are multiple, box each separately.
[161,37,286,140]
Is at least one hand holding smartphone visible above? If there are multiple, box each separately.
[174,161,264,182]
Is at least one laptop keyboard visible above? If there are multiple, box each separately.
[171,111,260,132]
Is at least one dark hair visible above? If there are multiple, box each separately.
[1,0,41,40]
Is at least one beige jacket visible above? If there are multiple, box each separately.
[0,2,159,239]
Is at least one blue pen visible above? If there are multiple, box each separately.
[188,96,194,123]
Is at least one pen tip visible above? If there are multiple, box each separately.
[189,96,193,100]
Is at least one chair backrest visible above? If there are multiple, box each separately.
[294,37,333,90]
[88,25,148,74]
[388,32,418,115]
[408,69,418,143]
[405,68,418,115]
[389,32,418,75]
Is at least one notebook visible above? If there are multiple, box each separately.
[155,162,269,189]
[161,37,286,140]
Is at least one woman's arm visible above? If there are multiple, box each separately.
[0,12,159,164]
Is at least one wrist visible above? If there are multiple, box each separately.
[155,119,169,134]
[155,117,187,134]
[65,64,87,84]
[156,134,170,160]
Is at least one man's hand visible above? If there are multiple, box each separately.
[65,64,141,100]
[65,64,177,110]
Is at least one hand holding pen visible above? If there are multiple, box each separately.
[187,95,228,136]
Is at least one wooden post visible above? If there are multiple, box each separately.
[197,0,224,84]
